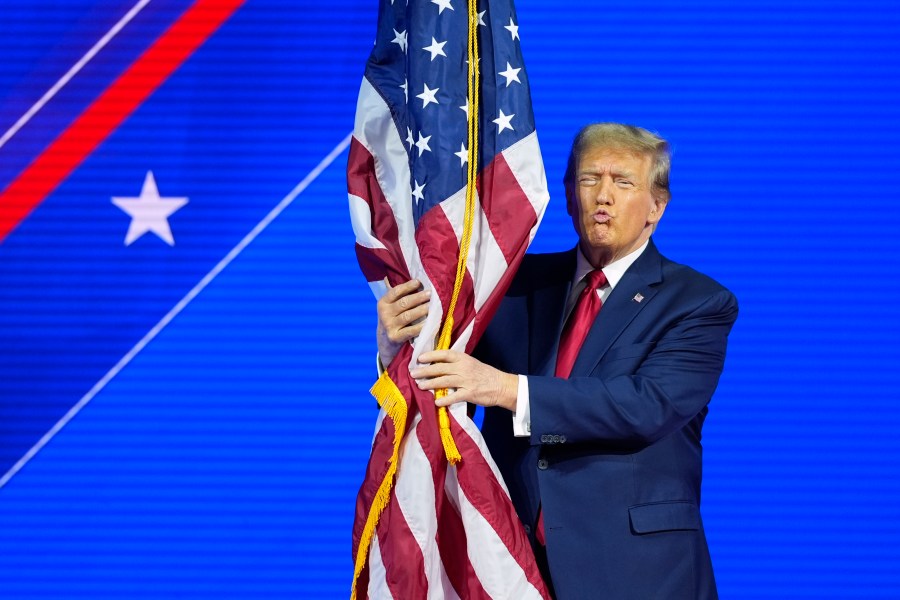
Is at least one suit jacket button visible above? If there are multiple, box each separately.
[523,524,531,534]
[540,434,549,443]
[552,435,560,443]
[559,435,567,443]
[537,459,549,470]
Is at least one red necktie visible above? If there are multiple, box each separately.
[537,269,607,546]
[555,269,608,379]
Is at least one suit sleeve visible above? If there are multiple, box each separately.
[527,288,738,446]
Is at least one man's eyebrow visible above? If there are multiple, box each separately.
[577,168,636,178]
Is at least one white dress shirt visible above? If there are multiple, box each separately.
[511,240,650,436]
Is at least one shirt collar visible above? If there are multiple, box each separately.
[573,239,650,291]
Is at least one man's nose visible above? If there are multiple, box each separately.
[596,178,614,204]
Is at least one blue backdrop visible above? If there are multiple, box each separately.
[1,0,899,597]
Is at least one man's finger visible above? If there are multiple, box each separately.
[384,278,422,302]
[398,289,431,312]
[399,303,430,326]
[434,389,465,407]
[399,321,426,339]
[416,375,456,391]
[417,349,456,364]
[410,363,444,379]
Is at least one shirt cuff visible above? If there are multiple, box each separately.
[511,375,531,437]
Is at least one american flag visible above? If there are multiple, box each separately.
[348,0,551,597]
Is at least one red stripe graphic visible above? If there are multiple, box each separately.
[0,0,247,243]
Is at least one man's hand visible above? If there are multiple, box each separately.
[376,278,431,367]
[411,350,518,412]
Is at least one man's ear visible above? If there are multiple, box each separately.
[648,197,667,225]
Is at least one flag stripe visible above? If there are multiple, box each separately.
[498,132,551,233]
[347,136,411,283]
[401,414,461,600]
[350,80,421,285]
[479,148,541,266]
[378,492,429,600]
[451,418,549,597]
[416,202,478,348]
[0,0,246,243]
[436,486,493,600]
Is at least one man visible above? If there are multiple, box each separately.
[377,123,737,599]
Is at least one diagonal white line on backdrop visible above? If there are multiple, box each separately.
[0,0,152,151]
[0,133,353,490]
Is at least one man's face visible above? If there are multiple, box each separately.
[566,145,666,268]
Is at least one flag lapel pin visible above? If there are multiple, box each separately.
[632,293,644,303]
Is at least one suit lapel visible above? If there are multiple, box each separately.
[528,250,575,377]
[569,240,664,376]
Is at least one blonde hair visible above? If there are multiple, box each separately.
[564,123,671,203]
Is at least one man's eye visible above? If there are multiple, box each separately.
[579,177,597,185]
[616,179,633,187]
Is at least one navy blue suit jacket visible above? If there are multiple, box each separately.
[476,240,737,600]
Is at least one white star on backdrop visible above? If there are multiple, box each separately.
[406,127,415,149]
[416,83,440,107]
[423,37,448,61]
[111,171,188,246]
[476,10,486,26]
[400,79,408,101]
[493,109,515,133]
[499,61,522,87]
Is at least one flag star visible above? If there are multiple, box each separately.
[454,143,468,167]
[493,109,515,133]
[431,0,453,14]
[414,131,432,156]
[391,28,408,52]
[416,83,440,108]
[111,171,188,246]
[400,79,408,101]
[499,61,522,87]
[422,37,447,61]
[476,10,486,26]
[411,179,426,203]
[460,98,470,121]
[406,127,415,149]
[504,17,519,41]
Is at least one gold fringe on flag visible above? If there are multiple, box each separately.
[350,372,409,600]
